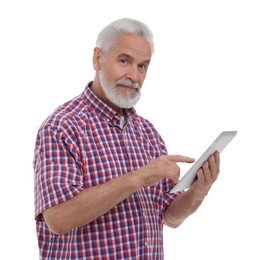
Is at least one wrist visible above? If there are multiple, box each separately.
[128,170,145,190]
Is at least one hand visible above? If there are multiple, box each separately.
[136,155,195,187]
[191,152,220,195]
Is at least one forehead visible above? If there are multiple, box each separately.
[108,34,152,60]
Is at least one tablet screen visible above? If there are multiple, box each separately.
[170,131,237,193]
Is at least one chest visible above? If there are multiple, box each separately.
[79,117,162,187]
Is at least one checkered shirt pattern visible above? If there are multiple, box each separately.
[34,82,177,259]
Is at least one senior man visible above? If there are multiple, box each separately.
[34,18,220,259]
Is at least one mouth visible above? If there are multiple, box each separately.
[117,84,139,92]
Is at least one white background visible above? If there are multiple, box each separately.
[0,0,267,259]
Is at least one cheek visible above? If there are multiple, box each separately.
[107,65,126,82]
[138,73,146,86]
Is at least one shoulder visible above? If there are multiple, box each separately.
[34,94,89,153]
[131,113,167,155]
[40,94,87,132]
[131,113,164,140]
[132,113,157,131]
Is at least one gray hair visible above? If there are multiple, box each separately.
[96,18,154,55]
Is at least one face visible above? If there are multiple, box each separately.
[94,34,151,110]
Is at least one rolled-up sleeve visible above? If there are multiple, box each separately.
[34,124,84,221]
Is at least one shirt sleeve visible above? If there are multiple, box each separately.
[33,124,84,221]
[161,178,184,211]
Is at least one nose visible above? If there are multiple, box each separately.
[126,65,139,82]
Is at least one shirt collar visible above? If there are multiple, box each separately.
[82,82,136,125]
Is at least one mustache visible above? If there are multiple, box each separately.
[116,80,140,90]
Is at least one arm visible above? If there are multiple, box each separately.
[44,155,194,235]
[163,152,220,228]
[44,170,143,235]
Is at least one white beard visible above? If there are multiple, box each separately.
[99,69,141,109]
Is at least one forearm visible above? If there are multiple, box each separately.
[163,189,207,228]
[44,171,143,235]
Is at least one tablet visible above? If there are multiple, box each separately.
[170,131,237,193]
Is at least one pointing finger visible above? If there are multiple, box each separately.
[165,155,195,163]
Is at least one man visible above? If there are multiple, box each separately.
[34,18,220,259]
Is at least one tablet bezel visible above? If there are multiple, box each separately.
[169,131,237,193]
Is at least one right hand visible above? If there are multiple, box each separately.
[136,155,195,187]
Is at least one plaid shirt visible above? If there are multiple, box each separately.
[34,82,177,259]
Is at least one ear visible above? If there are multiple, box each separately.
[93,47,102,71]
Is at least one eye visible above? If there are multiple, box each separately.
[120,59,128,64]
[138,64,145,69]
[138,63,148,71]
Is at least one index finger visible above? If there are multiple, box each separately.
[165,155,195,163]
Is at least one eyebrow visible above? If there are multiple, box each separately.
[117,53,151,65]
